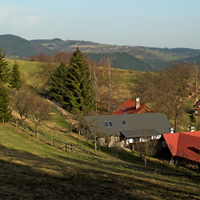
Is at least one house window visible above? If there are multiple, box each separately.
[128,138,133,143]
[162,141,166,148]
[122,107,127,111]
[104,121,109,127]
[196,111,198,114]
[120,106,124,110]
[109,121,113,127]
[122,120,126,125]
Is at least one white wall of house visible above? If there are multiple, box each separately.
[151,135,161,140]
[108,136,123,148]
[126,138,133,145]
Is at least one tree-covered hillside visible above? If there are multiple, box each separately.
[0,35,52,58]
[87,52,156,71]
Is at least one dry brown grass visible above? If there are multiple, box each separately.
[0,121,200,200]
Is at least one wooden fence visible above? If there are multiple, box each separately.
[8,118,124,163]
[9,118,81,154]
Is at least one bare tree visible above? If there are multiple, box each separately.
[11,89,31,126]
[136,137,157,167]
[128,71,157,104]
[29,95,51,138]
[78,116,106,151]
[99,56,123,114]
[128,63,193,132]
[155,63,192,132]
[86,58,102,114]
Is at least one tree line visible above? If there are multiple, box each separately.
[0,48,51,134]
[1,46,199,133]
[129,63,199,132]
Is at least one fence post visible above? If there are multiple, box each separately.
[71,144,73,152]
[45,135,48,143]
[51,138,54,146]
[16,120,19,127]
[66,144,68,153]
[63,142,65,152]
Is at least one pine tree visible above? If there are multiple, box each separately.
[49,62,69,107]
[0,85,12,122]
[66,48,94,114]
[0,49,12,122]
[9,61,23,90]
[0,48,9,84]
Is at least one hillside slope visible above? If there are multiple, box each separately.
[87,52,156,71]
[1,112,200,199]
[0,34,52,58]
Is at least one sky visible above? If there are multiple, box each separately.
[0,0,200,49]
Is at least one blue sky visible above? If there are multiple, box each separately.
[0,0,200,48]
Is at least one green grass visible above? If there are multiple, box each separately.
[1,117,200,199]
[6,59,41,86]
[6,59,58,93]
[145,49,178,61]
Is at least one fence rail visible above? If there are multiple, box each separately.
[9,118,79,152]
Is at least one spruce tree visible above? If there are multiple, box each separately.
[0,48,9,83]
[0,49,12,122]
[49,62,69,107]
[66,48,94,114]
[9,61,22,90]
[0,85,12,122]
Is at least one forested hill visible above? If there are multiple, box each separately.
[0,35,51,59]
[168,55,200,66]
[1,34,200,71]
[86,52,156,71]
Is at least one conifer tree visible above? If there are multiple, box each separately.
[0,85,12,122]
[49,62,69,107]
[9,61,22,90]
[0,48,9,83]
[0,49,12,122]
[66,48,94,114]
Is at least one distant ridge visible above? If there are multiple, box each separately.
[1,34,200,71]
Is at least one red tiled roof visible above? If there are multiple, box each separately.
[112,99,153,115]
[163,131,200,163]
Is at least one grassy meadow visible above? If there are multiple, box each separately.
[1,112,200,200]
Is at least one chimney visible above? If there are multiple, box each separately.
[136,97,140,109]
[189,126,195,132]
[169,128,174,133]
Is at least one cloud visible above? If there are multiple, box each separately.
[0,5,39,29]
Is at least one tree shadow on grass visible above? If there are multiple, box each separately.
[0,144,200,200]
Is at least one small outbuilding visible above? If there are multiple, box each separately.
[160,131,200,169]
